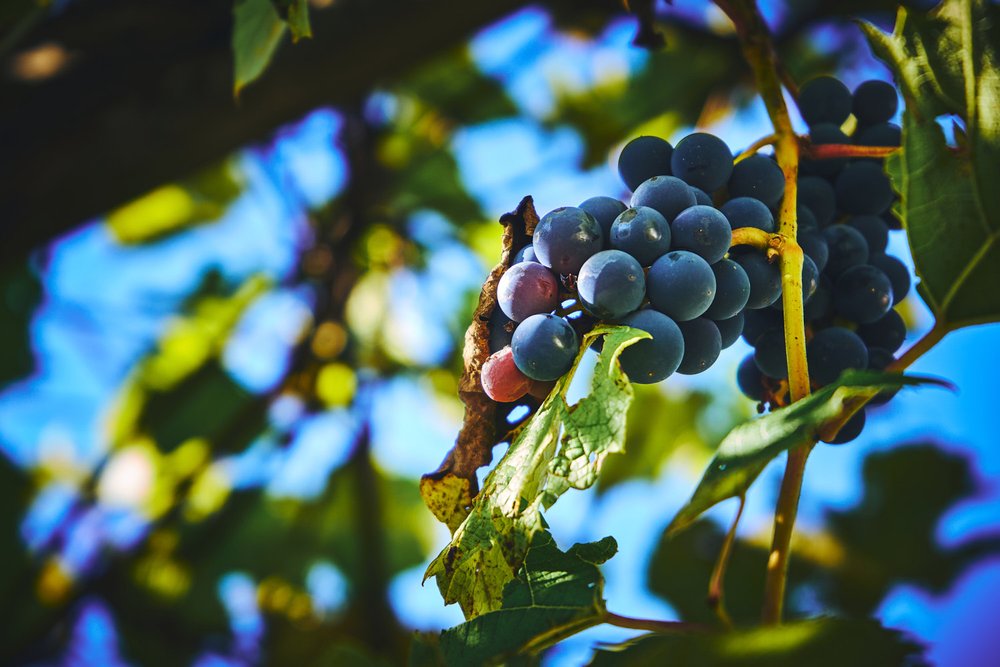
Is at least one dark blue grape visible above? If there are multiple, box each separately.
[497,261,559,322]
[867,347,900,406]
[576,250,645,320]
[715,311,744,349]
[670,133,734,192]
[754,326,788,379]
[854,122,901,148]
[647,250,716,321]
[579,196,627,240]
[800,76,852,127]
[853,80,898,126]
[677,318,722,375]
[609,206,671,266]
[821,408,866,445]
[705,259,750,319]
[728,155,785,208]
[796,205,818,232]
[802,254,819,303]
[511,313,579,381]
[807,327,869,385]
[670,205,732,264]
[847,215,889,254]
[618,309,684,383]
[857,309,906,353]
[488,308,516,353]
[513,244,538,264]
[533,206,603,274]
[804,276,834,322]
[798,229,829,272]
[835,161,894,215]
[630,175,697,222]
[737,353,768,401]
[732,251,782,309]
[822,224,870,277]
[742,307,782,345]
[834,264,893,324]
[720,197,775,233]
[798,176,837,226]
[691,187,712,205]
[801,124,850,177]
[868,253,910,304]
[618,136,673,191]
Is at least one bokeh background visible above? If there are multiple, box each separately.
[2,0,999,665]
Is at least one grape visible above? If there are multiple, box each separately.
[802,254,819,303]
[497,261,560,322]
[799,76,852,127]
[797,205,819,232]
[856,309,906,353]
[691,187,713,206]
[647,250,717,321]
[670,133,734,192]
[670,205,733,264]
[821,408,866,445]
[822,225,870,277]
[617,309,684,383]
[618,136,673,191]
[854,122,901,149]
[488,308,516,353]
[853,80,898,126]
[835,161,894,215]
[720,197,775,233]
[847,215,889,254]
[576,250,645,320]
[728,155,785,208]
[754,326,788,379]
[715,311,745,349]
[798,230,829,272]
[804,276,834,322]
[742,307,782,346]
[867,347,900,405]
[513,244,538,264]
[579,196,628,239]
[732,251,782,309]
[705,259,750,319]
[737,353,768,401]
[481,347,531,402]
[797,176,837,226]
[677,318,722,375]
[511,313,579,381]
[630,176,697,222]
[807,326,869,385]
[833,264,893,324]
[533,206,604,274]
[800,124,850,177]
[868,253,910,304]
[609,206,671,266]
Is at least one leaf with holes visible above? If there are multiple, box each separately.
[862,0,1000,328]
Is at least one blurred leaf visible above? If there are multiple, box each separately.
[426,326,646,618]
[437,532,616,665]
[271,0,311,42]
[232,0,287,96]
[401,51,518,125]
[106,161,242,244]
[668,372,950,535]
[587,618,926,666]
[863,0,1000,328]
[0,259,41,389]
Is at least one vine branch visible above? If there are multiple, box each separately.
[603,611,709,634]
[707,495,745,629]
[803,142,900,160]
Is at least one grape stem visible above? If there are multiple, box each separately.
[803,142,900,160]
[890,321,947,371]
[714,0,811,626]
[734,133,778,163]
[603,611,709,634]
[707,494,745,629]
[729,226,772,250]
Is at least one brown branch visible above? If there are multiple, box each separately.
[803,142,900,160]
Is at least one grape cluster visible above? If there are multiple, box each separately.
[482,75,906,446]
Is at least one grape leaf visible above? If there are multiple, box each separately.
[861,0,1000,329]
[667,371,950,535]
[587,617,926,667]
[425,325,648,618]
[435,532,616,666]
[232,0,287,96]
[271,0,311,42]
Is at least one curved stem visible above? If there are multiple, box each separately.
[604,611,708,634]
[804,142,900,160]
[708,495,745,629]
[730,226,773,250]
[890,322,948,371]
[735,133,779,163]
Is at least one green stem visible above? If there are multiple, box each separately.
[604,611,708,634]
[714,0,810,627]
[707,495,745,629]
[735,133,778,163]
[890,322,948,371]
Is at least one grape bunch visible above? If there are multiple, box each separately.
[482,74,906,446]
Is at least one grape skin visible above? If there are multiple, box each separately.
[670,133,734,192]
[720,196,775,233]
[533,206,604,274]
[670,205,733,264]
[737,353,767,401]
[800,124,850,177]
[799,230,829,272]
[580,196,628,240]
[797,176,837,226]
[677,318,722,375]
[705,259,750,320]
[732,251,782,309]
[856,309,906,353]
[715,311,745,349]
[647,251,717,321]
[497,261,559,322]
[511,314,579,381]
[754,326,788,379]
[847,215,889,254]
[577,250,646,320]
[821,409,867,445]
[742,307,782,346]
[513,244,539,264]
[833,264,893,324]
[799,76,852,127]
[822,225,870,277]
[610,206,671,266]
[691,187,713,206]
[481,347,531,402]
[618,136,673,191]
[728,155,785,208]
[807,327,869,385]
[868,253,911,305]
[853,80,898,126]
[835,161,894,215]
[630,175,697,223]
[617,309,684,383]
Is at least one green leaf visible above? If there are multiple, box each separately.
[438,532,615,666]
[232,0,287,97]
[667,371,949,535]
[426,325,648,618]
[587,618,926,667]
[861,0,1000,328]
[271,0,311,42]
